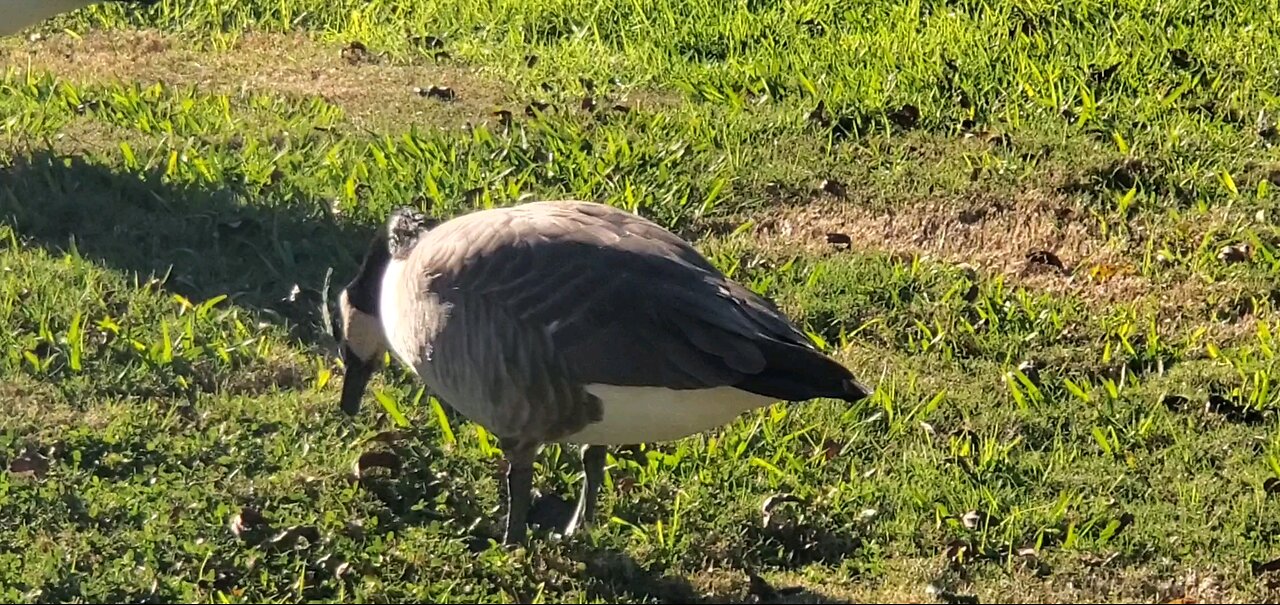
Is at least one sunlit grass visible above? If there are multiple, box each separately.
[2,0,1280,602]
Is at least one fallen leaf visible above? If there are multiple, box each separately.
[1016,546,1038,558]
[887,104,920,129]
[761,493,806,527]
[1088,263,1128,282]
[818,439,842,461]
[228,507,270,541]
[1205,393,1265,424]
[525,101,551,117]
[1026,249,1065,271]
[1218,244,1251,264]
[317,554,352,579]
[8,451,50,478]
[1162,394,1191,412]
[415,85,456,101]
[820,178,846,198]
[265,525,322,551]
[353,450,401,479]
[1264,477,1280,495]
[341,40,373,65]
[825,233,852,248]
[943,539,970,561]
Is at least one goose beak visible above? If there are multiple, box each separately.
[339,344,375,416]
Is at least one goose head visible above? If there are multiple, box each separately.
[336,207,435,416]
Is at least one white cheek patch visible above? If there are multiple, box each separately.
[340,292,386,362]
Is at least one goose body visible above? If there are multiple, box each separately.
[2,0,157,37]
[337,200,871,544]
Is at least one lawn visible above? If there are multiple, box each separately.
[3,0,1280,602]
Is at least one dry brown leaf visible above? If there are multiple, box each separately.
[825,233,852,248]
[820,178,847,198]
[1026,249,1065,271]
[1264,477,1280,495]
[228,507,270,541]
[265,525,322,551]
[1219,243,1251,264]
[8,452,50,478]
[761,493,806,527]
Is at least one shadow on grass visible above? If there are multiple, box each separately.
[346,427,851,604]
[571,544,851,604]
[0,149,377,351]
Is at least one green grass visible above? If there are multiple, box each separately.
[4,0,1280,602]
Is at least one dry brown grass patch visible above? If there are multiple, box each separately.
[740,189,1206,310]
[3,28,513,131]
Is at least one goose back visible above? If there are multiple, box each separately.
[378,201,867,444]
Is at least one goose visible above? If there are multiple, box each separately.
[3,0,159,37]
[335,200,872,546]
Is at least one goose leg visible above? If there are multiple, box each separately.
[563,444,606,536]
[501,440,537,546]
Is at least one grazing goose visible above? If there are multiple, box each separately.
[2,0,158,37]
[336,200,872,545]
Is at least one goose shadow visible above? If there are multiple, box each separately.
[0,149,375,352]
[565,543,852,604]
[1,151,853,605]
[347,429,850,605]
[578,544,855,601]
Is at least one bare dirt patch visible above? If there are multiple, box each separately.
[2,28,513,131]
[740,189,1205,309]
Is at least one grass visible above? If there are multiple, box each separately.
[3,0,1280,601]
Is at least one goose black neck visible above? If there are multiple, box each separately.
[346,233,390,316]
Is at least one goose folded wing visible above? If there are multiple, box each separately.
[427,218,825,393]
